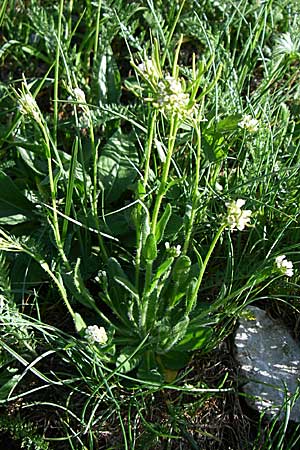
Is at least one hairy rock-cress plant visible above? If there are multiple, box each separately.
[0,37,296,385]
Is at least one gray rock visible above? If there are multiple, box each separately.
[235,306,300,422]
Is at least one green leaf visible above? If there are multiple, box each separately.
[175,326,213,352]
[159,316,190,352]
[18,146,47,175]
[214,114,242,133]
[158,350,191,371]
[0,171,35,224]
[155,203,172,243]
[0,373,21,400]
[116,347,141,373]
[97,130,139,202]
[142,233,157,261]
[149,257,174,293]
[185,277,198,313]
[62,259,96,310]
[94,46,121,105]
[137,351,164,383]
[114,275,139,300]
[106,257,127,280]
[172,255,191,284]
[106,258,136,326]
[73,312,86,334]
[202,133,227,162]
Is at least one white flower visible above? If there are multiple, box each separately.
[238,115,259,133]
[85,325,108,345]
[226,199,252,231]
[153,75,196,119]
[274,32,300,58]
[137,58,159,78]
[164,75,183,94]
[19,92,41,123]
[165,242,181,257]
[73,87,86,104]
[275,255,293,277]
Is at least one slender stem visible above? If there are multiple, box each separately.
[62,137,78,243]
[190,224,226,309]
[94,0,102,56]
[161,0,186,68]
[40,121,71,270]
[67,0,73,37]
[144,261,152,294]
[135,111,157,289]
[88,114,108,261]
[141,114,178,311]
[53,0,64,146]
[28,251,75,318]
[183,123,201,254]
[143,111,157,192]
[151,114,178,234]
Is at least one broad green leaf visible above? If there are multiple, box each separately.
[106,258,136,325]
[202,133,227,162]
[116,347,141,374]
[0,171,35,223]
[144,257,174,329]
[158,350,191,371]
[175,326,213,352]
[18,146,47,175]
[97,130,139,202]
[136,350,164,383]
[159,316,190,352]
[214,114,242,133]
[185,277,198,313]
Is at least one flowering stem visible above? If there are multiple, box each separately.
[39,121,71,270]
[189,224,226,311]
[144,110,157,192]
[151,113,179,234]
[88,114,108,261]
[161,2,186,68]
[135,111,157,290]
[26,247,75,319]
[94,0,102,56]
[183,122,202,254]
[53,0,64,146]
[140,114,179,320]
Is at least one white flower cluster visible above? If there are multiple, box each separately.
[19,92,41,123]
[84,325,108,345]
[165,241,181,257]
[153,75,196,119]
[275,255,293,277]
[70,87,90,117]
[226,199,252,231]
[238,115,259,133]
[73,87,87,104]
[137,58,160,79]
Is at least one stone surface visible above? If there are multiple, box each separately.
[235,306,300,422]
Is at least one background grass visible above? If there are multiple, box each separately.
[1,0,300,448]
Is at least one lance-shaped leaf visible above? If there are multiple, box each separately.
[0,171,35,224]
